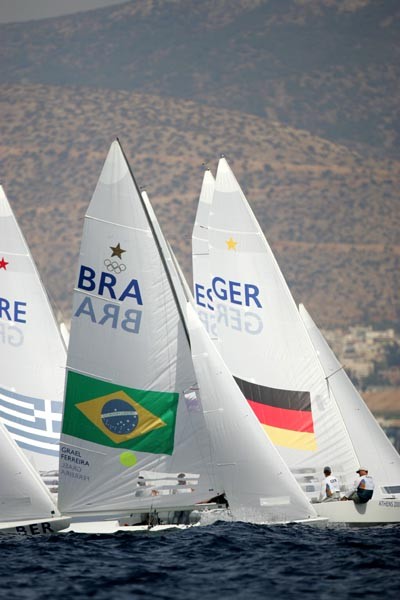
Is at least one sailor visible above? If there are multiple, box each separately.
[134,475,153,525]
[341,468,375,504]
[205,492,229,508]
[172,473,193,524]
[319,466,341,502]
[135,476,148,498]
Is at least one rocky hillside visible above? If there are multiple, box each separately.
[0,82,398,330]
[1,0,399,158]
[0,0,399,331]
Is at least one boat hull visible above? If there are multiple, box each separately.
[64,520,191,534]
[314,499,400,525]
[0,517,71,535]
[64,517,328,533]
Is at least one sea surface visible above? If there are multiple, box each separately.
[0,522,399,600]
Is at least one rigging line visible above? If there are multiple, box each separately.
[325,366,344,381]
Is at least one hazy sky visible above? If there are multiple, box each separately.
[0,0,127,23]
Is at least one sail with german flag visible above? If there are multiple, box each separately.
[234,378,316,452]
[192,157,360,499]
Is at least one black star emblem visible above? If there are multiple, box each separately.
[110,243,126,259]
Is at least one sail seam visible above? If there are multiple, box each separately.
[85,214,149,233]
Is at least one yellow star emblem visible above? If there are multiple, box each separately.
[110,243,126,259]
[226,237,238,251]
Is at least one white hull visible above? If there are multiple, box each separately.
[0,517,70,536]
[63,512,327,533]
[315,499,400,525]
[64,520,192,534]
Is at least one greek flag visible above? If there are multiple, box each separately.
[0,385,62,456]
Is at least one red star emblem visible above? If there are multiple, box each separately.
[0,257,8,270]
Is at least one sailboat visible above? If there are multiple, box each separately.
[57,140,222,532]
[0,418,69,535]
[192,157,400,525]
[0,185,66,487]
[187,302,321,524]
[144,177,322,525]
[57,141,324,532]
[299,304,400,523]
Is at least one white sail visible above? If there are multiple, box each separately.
[187,303,318,523]
[192,170,216,338]
[198,157,359,497]
[141,190,189,317]
[0,418,69,534]
[299,304,400,500]
[0,186,66,473]
[58,141,218,516]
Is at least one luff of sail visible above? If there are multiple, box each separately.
[299,304,400,500]
[0,186,66,474]
[192,169,216,336]
[58,141,218,516]
[187,303,318,523]
[196,157,359,497]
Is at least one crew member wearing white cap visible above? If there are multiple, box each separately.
[319,466,341,502]
[342,468,375,504]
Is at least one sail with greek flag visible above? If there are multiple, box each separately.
[0,186,66,474]
[0,418,69,534]
[58,140,217,516]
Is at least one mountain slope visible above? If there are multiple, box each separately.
[0,82,398,328]
[0,0,399,157]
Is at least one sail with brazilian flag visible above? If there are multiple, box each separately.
[58,140,218,516]
[193,157,359,499]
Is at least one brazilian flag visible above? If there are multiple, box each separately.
[62,371,179,455]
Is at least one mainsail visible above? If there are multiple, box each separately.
[193,157,359,497]
[187,303,318,522]
[0,186,66,473]
[0,418,68,533]
[58,141,217,516]
[299,304,400,500]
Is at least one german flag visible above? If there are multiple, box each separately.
[235,377,317,451]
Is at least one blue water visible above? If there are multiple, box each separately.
[0,522,399,599]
